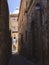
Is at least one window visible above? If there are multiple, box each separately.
[35,3,41,10]
[13,26,16,30]
[35,3,42,25]
[12,26,17,30]
[13,18,16,21]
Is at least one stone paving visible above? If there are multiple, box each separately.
[8,53,36,65]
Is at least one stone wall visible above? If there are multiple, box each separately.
[18,0,27,55]
[0,0,12,65]
[18,0,49,65]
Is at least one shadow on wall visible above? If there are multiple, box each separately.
[0,1,12,65]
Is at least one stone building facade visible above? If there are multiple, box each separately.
[0,0,12,65]
[18,0,27,55]
[18,0,49,65]
[9,14,19,53]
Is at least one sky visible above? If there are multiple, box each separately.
[7,0,21,14]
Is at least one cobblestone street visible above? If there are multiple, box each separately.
[8,53,36,65]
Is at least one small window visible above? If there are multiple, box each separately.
[14,26,16,30]
[13,18,16,21]
[12,26,17,30]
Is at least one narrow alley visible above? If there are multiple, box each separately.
[8,53,36,65]
[0,0,49,65]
